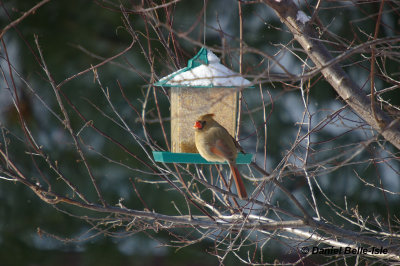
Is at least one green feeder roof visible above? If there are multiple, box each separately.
[154,47,253,88]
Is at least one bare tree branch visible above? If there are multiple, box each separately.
[263,0,400,150]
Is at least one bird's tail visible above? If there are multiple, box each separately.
[228,162,247,199]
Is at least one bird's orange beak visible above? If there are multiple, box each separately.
[194,121,203,129]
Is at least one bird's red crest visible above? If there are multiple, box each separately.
[201,113,215,119]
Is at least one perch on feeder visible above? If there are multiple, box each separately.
[152,47,253,164]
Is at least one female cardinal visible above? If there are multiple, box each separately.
[194,114,247,199]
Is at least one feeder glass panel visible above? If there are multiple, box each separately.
[171,87,237,153]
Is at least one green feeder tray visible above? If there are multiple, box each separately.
[152,151,253,164]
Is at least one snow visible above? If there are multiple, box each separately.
[206,50,220,63]
[159,50,252,87]
[296,11,310,24]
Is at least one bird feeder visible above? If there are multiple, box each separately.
[152,47,253,164]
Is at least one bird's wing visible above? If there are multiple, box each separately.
[210,139,235,161]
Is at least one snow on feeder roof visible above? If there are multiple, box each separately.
[152,47,253,164]
[154,47,252,88]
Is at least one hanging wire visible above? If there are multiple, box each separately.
[203,0,206,45]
